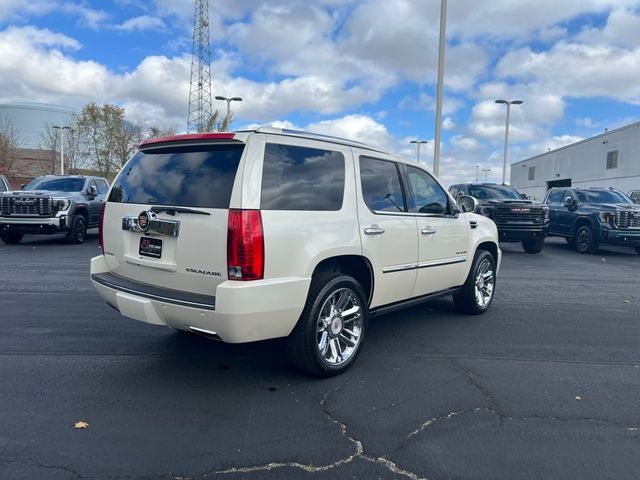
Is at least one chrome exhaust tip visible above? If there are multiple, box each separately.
[188,326,222,341]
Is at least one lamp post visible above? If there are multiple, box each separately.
[214,96,242,131]
[495,99,523,185]
[52,125,71,175]
[482,168,491,183]
[410,140,428,164]
[475,164,480,183]
[433,0,447,177]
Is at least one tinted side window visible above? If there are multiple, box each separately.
[108,144,244,208]
[545,189,564,204]
[406,166,448,214]
[261,144,345,211]
[449,185,460,197]
[360,157,406,213]
[96,179,109,195]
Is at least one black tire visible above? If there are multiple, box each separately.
[65,215,87,244]
[522,238,544,254]
[575,225,597,254]
[287,273,367,377]
[0,233,23,244]
[453,250,496,315]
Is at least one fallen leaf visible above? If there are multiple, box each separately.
[74,421,89,429]
[575,396,582,401]
[624,300,630,304]
[601,258,606,262]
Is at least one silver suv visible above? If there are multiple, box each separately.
[92,128,500,376]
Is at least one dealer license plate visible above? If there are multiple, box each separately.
[139,237,162,259]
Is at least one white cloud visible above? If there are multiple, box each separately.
[116,15,166,32]
[443,117,456,130]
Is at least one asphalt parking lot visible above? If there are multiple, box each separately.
[1,233,639,480]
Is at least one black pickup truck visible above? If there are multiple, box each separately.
[544,187,640,255]
[449,183,549,253]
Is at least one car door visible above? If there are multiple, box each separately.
[85,179,102,225]
[556,190,577,236]
[355,154,418,309]
[545,189,564,235]
[404,165,469,297]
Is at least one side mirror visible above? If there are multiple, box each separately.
[20,184,26,190]
[87,185,98,197]
[520,193,528,200]
[563,197,575,209]
[457,195,478,213]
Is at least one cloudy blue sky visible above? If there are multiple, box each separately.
[1,0,640,185]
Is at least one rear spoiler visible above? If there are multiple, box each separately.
[139,133,237,148]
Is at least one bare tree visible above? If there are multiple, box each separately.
[0,117,22,177]
[206,109,233,133]
[113,120,144,168]
[146,126,177,139]
[39,123,60,174]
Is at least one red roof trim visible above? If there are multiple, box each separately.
[139,133,236,147]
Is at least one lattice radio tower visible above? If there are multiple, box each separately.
[187,0,213,133]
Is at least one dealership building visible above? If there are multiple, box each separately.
[511,121,640,200]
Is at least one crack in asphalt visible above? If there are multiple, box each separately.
[211,382,428,480]
[0,457,84,478]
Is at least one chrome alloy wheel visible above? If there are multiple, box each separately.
[316,287,363,366]
[474,258,495,308]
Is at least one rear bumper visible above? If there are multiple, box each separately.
[90,255,311,343]
[0,216,69,234]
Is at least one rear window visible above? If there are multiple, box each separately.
[261,143,345,211]
[108,144,244,208]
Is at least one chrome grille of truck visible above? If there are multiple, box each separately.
[615,211,640,229]
[0,196,54,216]
[494,206,545,225]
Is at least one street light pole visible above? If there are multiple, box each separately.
[475,164,480,183]
[433,0,447,177]
[482,168,491,183]
[214,96,242,131]
[52,126,71,175]
[495,99,523,185]
[410,140,428,164]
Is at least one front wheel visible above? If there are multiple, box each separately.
[575,225,597,254]
[287,273,367,377]
[65,215,87,244]
[0,233,23,244]
[453,250,496,315]
[522,238,544,254]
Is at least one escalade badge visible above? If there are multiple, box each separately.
[137,210,155,232]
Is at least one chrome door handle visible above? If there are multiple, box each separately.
[364,225,385,235]
[421,227,437,235]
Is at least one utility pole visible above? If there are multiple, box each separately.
[433,0,447,177]
[187,0,213,133]
[52,126,71,175]
[495,99,523,185]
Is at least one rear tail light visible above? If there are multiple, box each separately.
[227,209,264,281]
[98,202,106,255]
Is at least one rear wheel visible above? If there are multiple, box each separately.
[65,215,87,244]
[0,233,23,244]
[287,273,367,377]
[453,250,496,315]
[575,225,597,254]
[522,238,544,254]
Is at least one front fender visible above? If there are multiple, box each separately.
[465,212,501,273]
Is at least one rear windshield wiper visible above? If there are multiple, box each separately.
[150,206,211,216]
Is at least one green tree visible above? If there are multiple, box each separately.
[75,102,126,177]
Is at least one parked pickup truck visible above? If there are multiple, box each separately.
[449,183,549,253]
[0,175,109,244]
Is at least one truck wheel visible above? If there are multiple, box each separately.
[0,233,23,244]
[453,250,496,315]
[522,238,544,254]
[287,273,367,377]
[65,215,87,244]
[575,225,597,254]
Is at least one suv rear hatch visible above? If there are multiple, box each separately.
[101,135,245,297]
